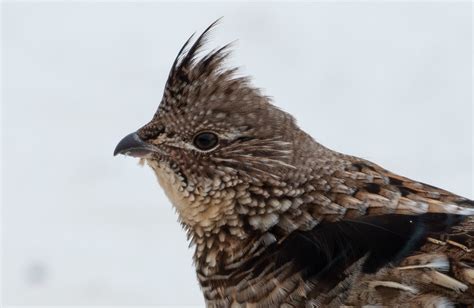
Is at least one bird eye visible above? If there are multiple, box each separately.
[193,132,219,151]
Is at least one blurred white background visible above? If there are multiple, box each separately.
[1,1,472,306]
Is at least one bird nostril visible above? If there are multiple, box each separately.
[137,123,165,141]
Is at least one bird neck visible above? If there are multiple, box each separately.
[192,228,275,287]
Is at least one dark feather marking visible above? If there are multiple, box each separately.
[216,213,465,296]
[387,176,431,197]
[290,214,465,301]
[351,163,365,172]
[365,183,381,194]
[398,186,413,197]
[235,214,463,295]
[388,177,403,186]
[234,136,255,143]
[459,199,474,207]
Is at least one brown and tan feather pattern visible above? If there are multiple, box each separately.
[114,22,474,307]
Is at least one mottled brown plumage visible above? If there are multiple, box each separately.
[114,21,474,307]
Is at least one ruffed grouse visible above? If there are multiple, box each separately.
[114,21,474,307]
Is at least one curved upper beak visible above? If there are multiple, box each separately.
[114,132,155,158]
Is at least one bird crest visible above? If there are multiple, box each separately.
[161,19,236,112]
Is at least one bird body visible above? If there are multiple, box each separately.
[115,22,474,307]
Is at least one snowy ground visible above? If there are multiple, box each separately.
[2,2,472,306]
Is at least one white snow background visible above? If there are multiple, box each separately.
[2,1,472,306]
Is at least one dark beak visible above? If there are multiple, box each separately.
[114,132,155,158]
